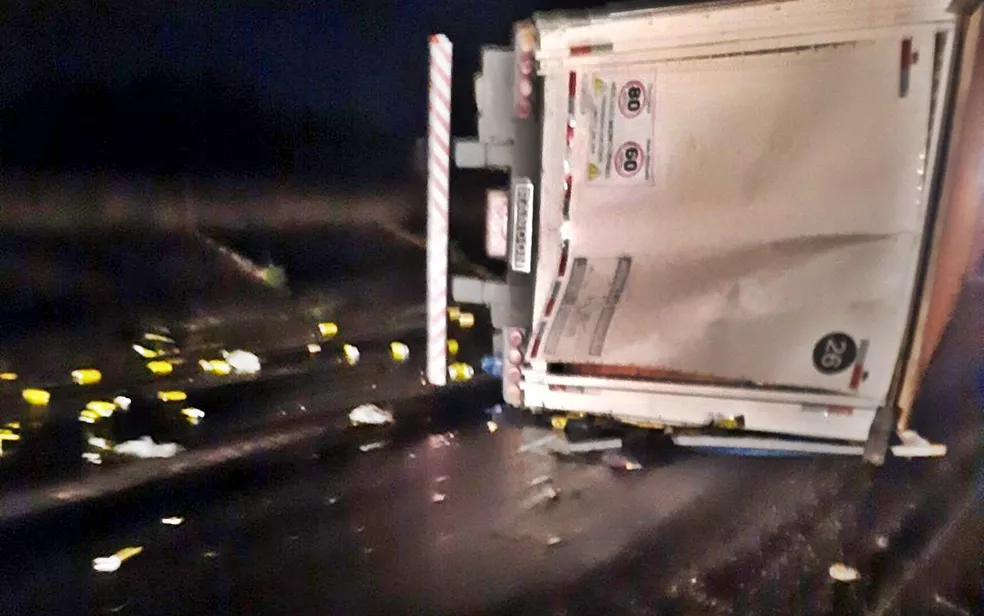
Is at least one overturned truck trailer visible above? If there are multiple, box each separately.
[443,0,984,463]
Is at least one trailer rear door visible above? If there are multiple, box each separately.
[530,4,954,404]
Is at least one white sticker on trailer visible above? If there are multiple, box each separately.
[510,178,535,273]
[543,256,632,358]
[485,189,509,259]
[586,74,655,186]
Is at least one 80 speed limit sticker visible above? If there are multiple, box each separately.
[586,74,654,186]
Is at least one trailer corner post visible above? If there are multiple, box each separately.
[427,34,453,387]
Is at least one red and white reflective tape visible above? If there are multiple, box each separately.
[426,34,453,387]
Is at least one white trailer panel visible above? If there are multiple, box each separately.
[529,3,955,408]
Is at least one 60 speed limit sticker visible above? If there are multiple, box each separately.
[586,74,654,186]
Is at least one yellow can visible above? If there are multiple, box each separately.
[85,400,117,417]
[157,390,188,403]
[342,344,361,366]
[447,362,475,382]
[146,360,174,376]
[446,339,459,357]
[71,369,102,386]
[389,341,410,363]
[22,388,51,406]
[457,313,475,329]
[317,322,339,338]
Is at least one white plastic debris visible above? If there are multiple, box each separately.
[546,535,563,546]
[891,430,947,458]
[428,433,453,449]
[113,396,132,411]
[82,452,103,465]
[828,563,860,582]
[92,556,122,573]
[87,437,111,450]
[359,441,387,452]
[92,546,143,573]
[161,516,185,526]
[522,477,560,510]
[601,451,644,471]
[222,349,262,375]
[431,493,447,503]
[349,404,394,426]
[113,436,183,459]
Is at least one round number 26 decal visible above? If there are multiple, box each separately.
[812,332,857,375]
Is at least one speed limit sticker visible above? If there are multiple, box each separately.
[586,74,654,186]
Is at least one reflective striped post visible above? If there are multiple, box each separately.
[426,34,452,386]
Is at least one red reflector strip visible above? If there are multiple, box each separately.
[569,43,612,57]
[567,71,577,100]
[826,406,854,416]
[899,38,912,97]
[529,322,547,358]
[558,241,569,276]
[900,37,913,69]
[544,295,557,317]
[849,340,870,391]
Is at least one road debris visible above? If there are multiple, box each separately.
[181,407,205,425]
[546,535,563,546]
[389,341,410,362]
[92,546,144,573]
[22,388,50,406]
[349,404,394,426]
[222,349,262,375]
[519,427,623,456]
[114,437,183,459]
[431,492,447,503]
[522,476,560,510]
[601,451,644,471]
[359,441,388,452]
[828,563,861,582]
[342,344,361,365]
[428,433,454,449]
[161,516,185,526]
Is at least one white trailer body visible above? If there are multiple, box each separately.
[450,0,984,462]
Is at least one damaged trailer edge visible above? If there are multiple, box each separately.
[441,0,984,463]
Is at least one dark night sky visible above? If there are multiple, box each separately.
[0,1,588,137]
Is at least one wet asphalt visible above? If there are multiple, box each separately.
[0,223,979,615]
[0,278,979,615]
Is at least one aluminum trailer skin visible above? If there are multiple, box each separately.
[442,0,984,463]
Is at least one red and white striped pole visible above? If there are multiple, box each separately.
[426,34,452,387]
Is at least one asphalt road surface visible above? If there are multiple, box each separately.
[0,275,980,615]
